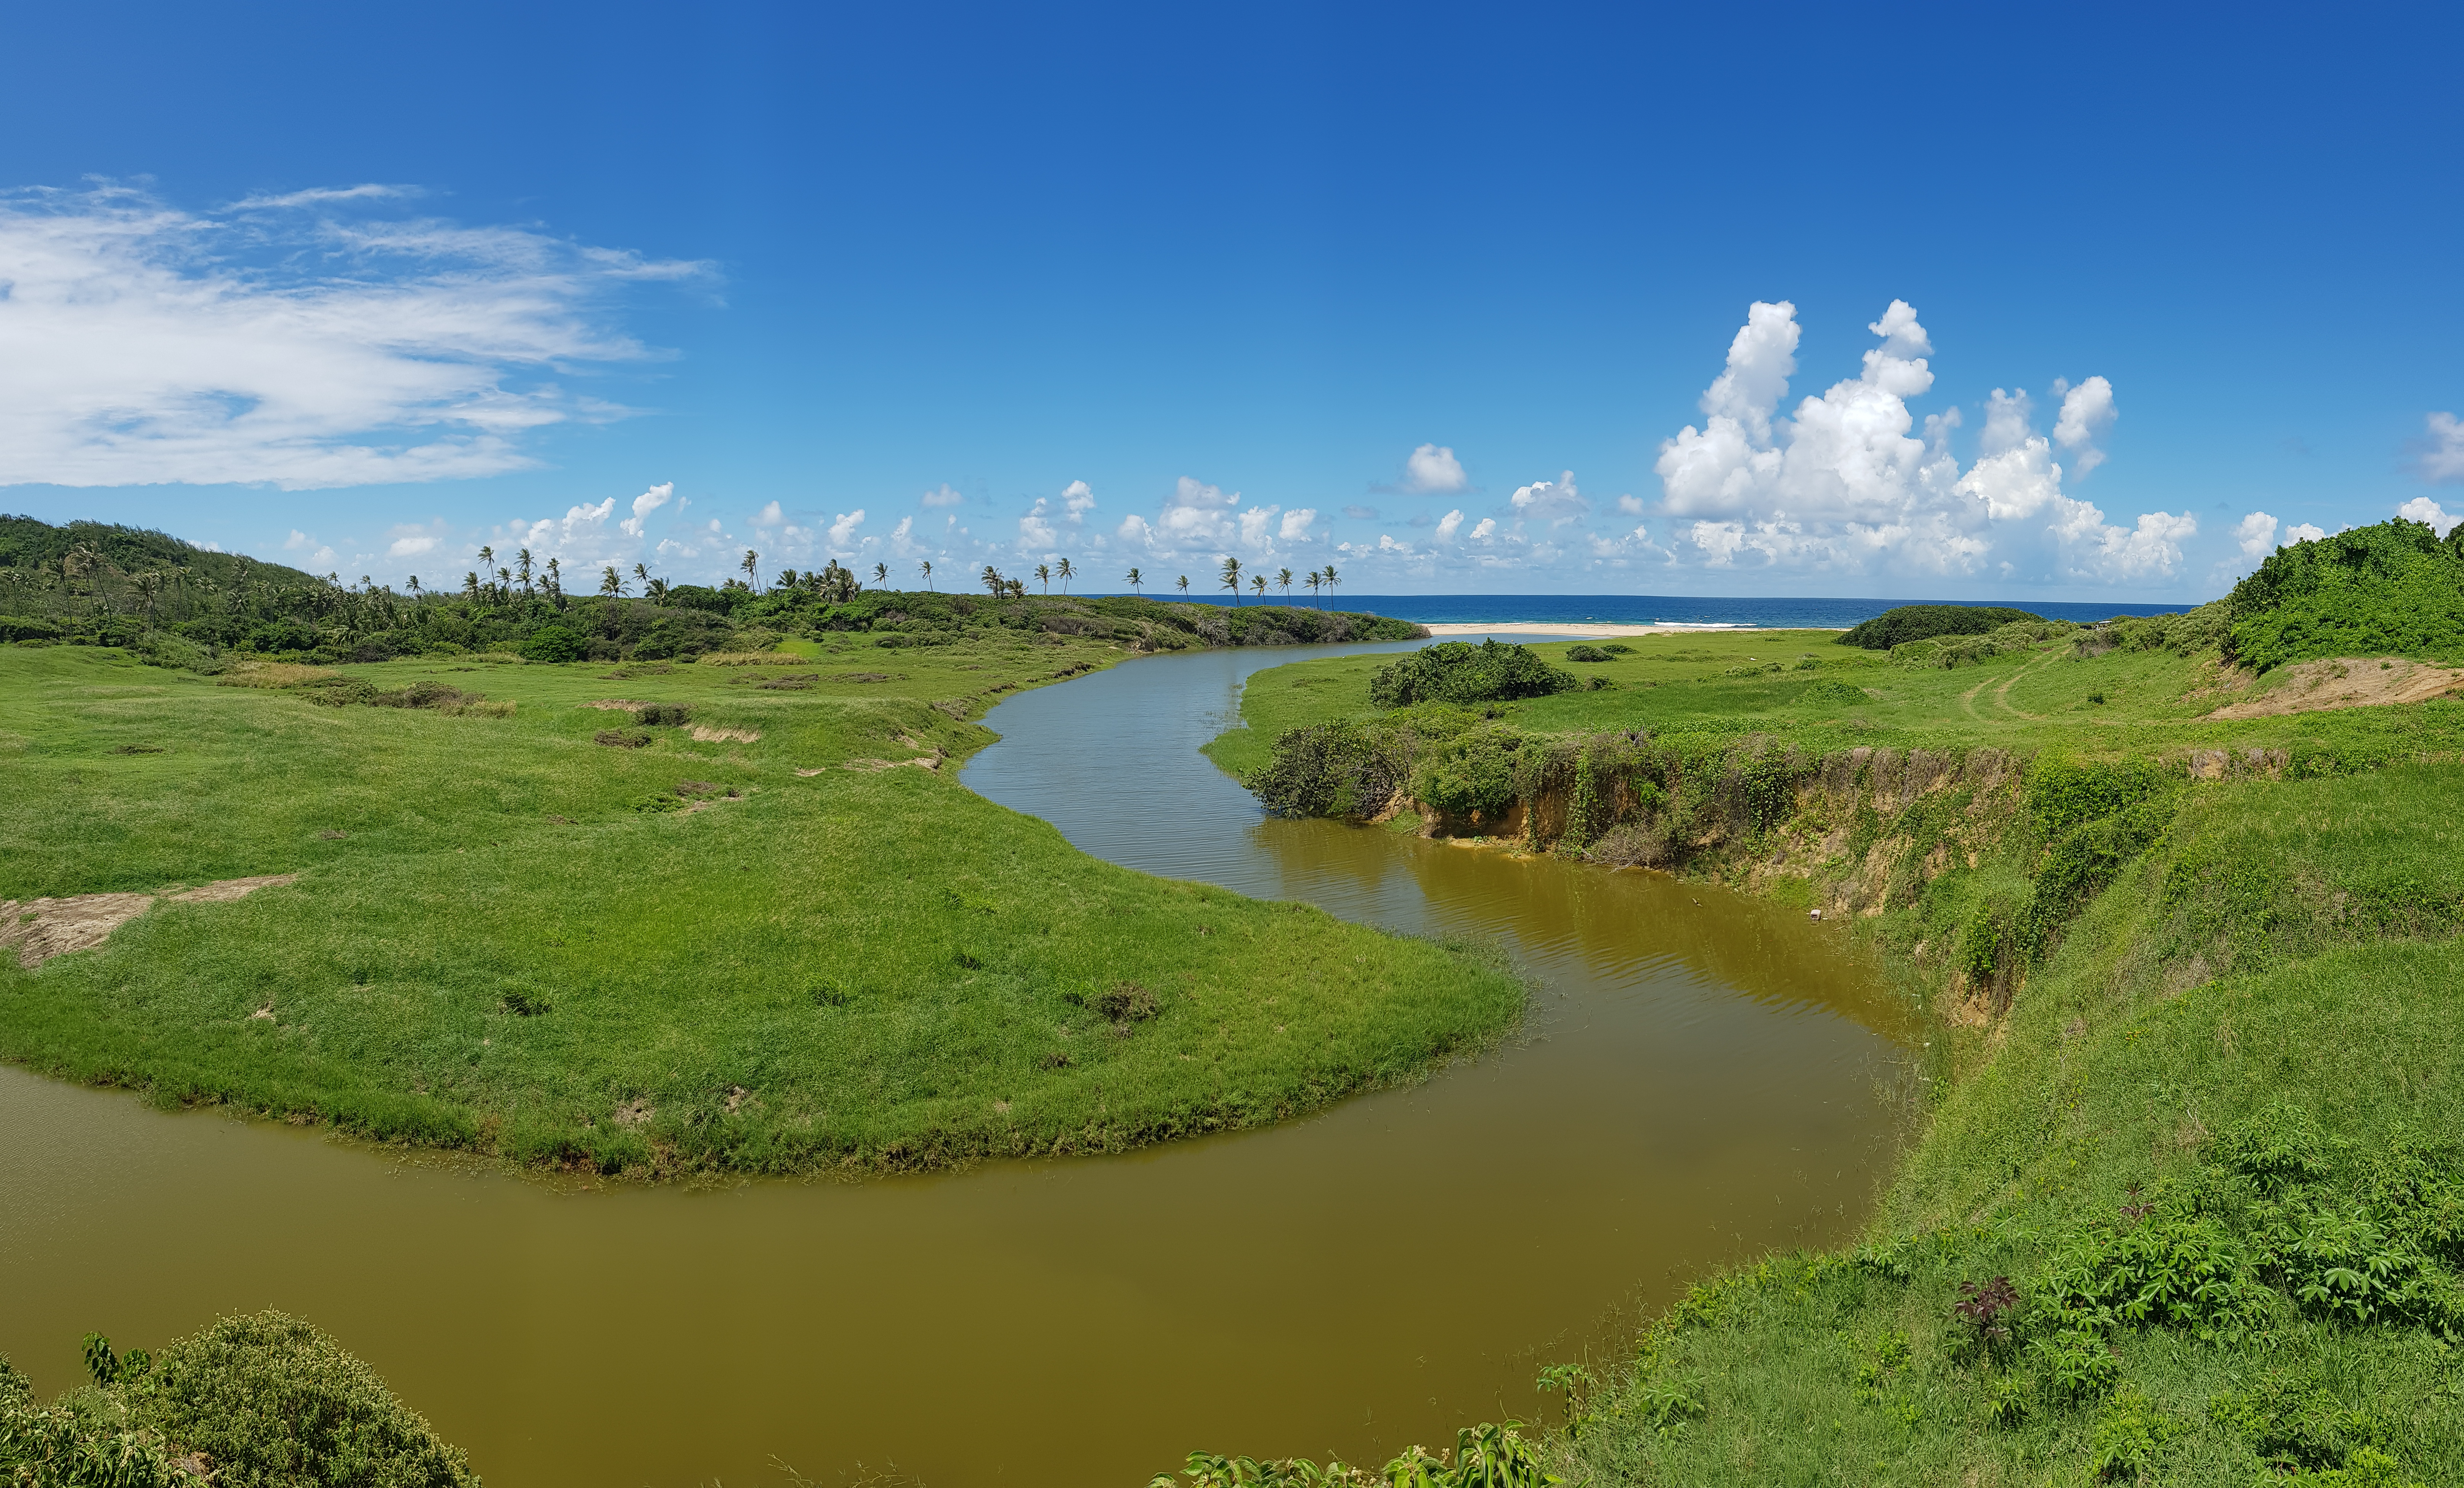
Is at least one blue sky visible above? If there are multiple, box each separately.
[2,0,2459,601]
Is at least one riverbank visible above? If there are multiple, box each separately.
[0,629,1520,1180]
[1202,616,2464,1485]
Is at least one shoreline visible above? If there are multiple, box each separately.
[1417,620,1845,639]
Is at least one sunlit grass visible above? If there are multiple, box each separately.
[0,642,1522,1175]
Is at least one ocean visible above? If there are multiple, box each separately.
[1319,593,2196,629]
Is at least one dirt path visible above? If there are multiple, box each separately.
[0,875,297,968]
[2205,657,2464,719]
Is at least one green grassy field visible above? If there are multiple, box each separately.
[1205,627,2464,783]
[0,635,1522,1177]
[1201,627,2464,1487]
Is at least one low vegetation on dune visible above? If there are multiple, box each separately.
[0,626,1515,1180]
[1195,528,2464,1485]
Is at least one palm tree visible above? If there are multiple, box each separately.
[1125,566,1144,595]
[1056,556,1074,593]
[1176,574,1190,596]
[544,556,562,600]
[741,550,760,588]
[496,565,513,601]
[132,570,164,629]
[516,548,535,595]
[873,562,888,585]
[646,577,671,603]
[632,562,650,592]
[1322,564,1340,606]
[406,575,422,599]
[462,571,481,602]
[476,544,496,575]
[1276,566,1293,601]
[1219,555,1242,604]
[1035,562,1052,593]
[919,559,935,591]
[981,564,1004,595]
[1250,574,1267,601]
[1004,577,1027,598]
[600,564,624,597]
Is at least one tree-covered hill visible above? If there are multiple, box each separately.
[0,515,1421,662]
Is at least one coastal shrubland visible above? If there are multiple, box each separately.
[0,622,1515,1179]
[1198,554,2464,1483]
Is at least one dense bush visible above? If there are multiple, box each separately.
[2227,518,2464,671]
[0,1313,475,1488]
[1367,640,1574,708]
[1838,604,2043,650]
[123,1313,476,1488]
[1252,721,1410,818]
[515,625,587,662]
[1410,728,1525,821]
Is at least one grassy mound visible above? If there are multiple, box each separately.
[0,638,1522,1177]
[1838,604,2044,650]
[2227,518,2464,672]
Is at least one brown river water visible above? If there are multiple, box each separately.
[0,637,1916,1486]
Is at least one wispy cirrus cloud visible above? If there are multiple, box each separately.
[0,182,712,489]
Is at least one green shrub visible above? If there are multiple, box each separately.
[1253,720,1408,818]
[2227,518,2464,671]
[1838,604,2042,649]
[1564,644,1611,662]
[1410,728,1524,821]
[1367,640,1575,708]
[123,1312,476,1488]
[1800,677,1869,706]
[516,625,587,662]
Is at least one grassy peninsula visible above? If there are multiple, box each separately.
[1189,521,2464,1487]
[0,519,1518,1178]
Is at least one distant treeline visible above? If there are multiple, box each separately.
[0,515,1422,665]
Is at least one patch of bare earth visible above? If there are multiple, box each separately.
[0,874,298,968]
[690,725,761,743]
[2206,657,2464,719]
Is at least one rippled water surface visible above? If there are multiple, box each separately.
[2,639,1913,1486]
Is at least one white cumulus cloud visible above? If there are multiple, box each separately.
[620,481,674,537]
[1399,443,1469,494]
[1434,509,1464,542]
[0,183,708,490]
[2052,376,2119,477]
[2285,522,2327,544]
[828,509,866,549]
[2235,511,2280,558]
[1649,298,2179,586]
[2415,414,2464,485]
[2399,496,2459,536]
[920,484,966,507]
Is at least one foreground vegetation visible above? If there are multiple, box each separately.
[0,575,1518,1179]
[3,1312,472,1487]
[1195,524,2464,1485]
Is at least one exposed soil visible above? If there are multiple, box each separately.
[841,757,940,772]
[0,874,298,968]
[589,699,652,710]
[2204,656,2464,719]
[691,725,762,744]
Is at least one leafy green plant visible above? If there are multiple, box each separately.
[1368,641,1575,708]
[2089,1383,2174,1481]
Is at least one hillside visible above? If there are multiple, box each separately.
[1191,595,2464,1485]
